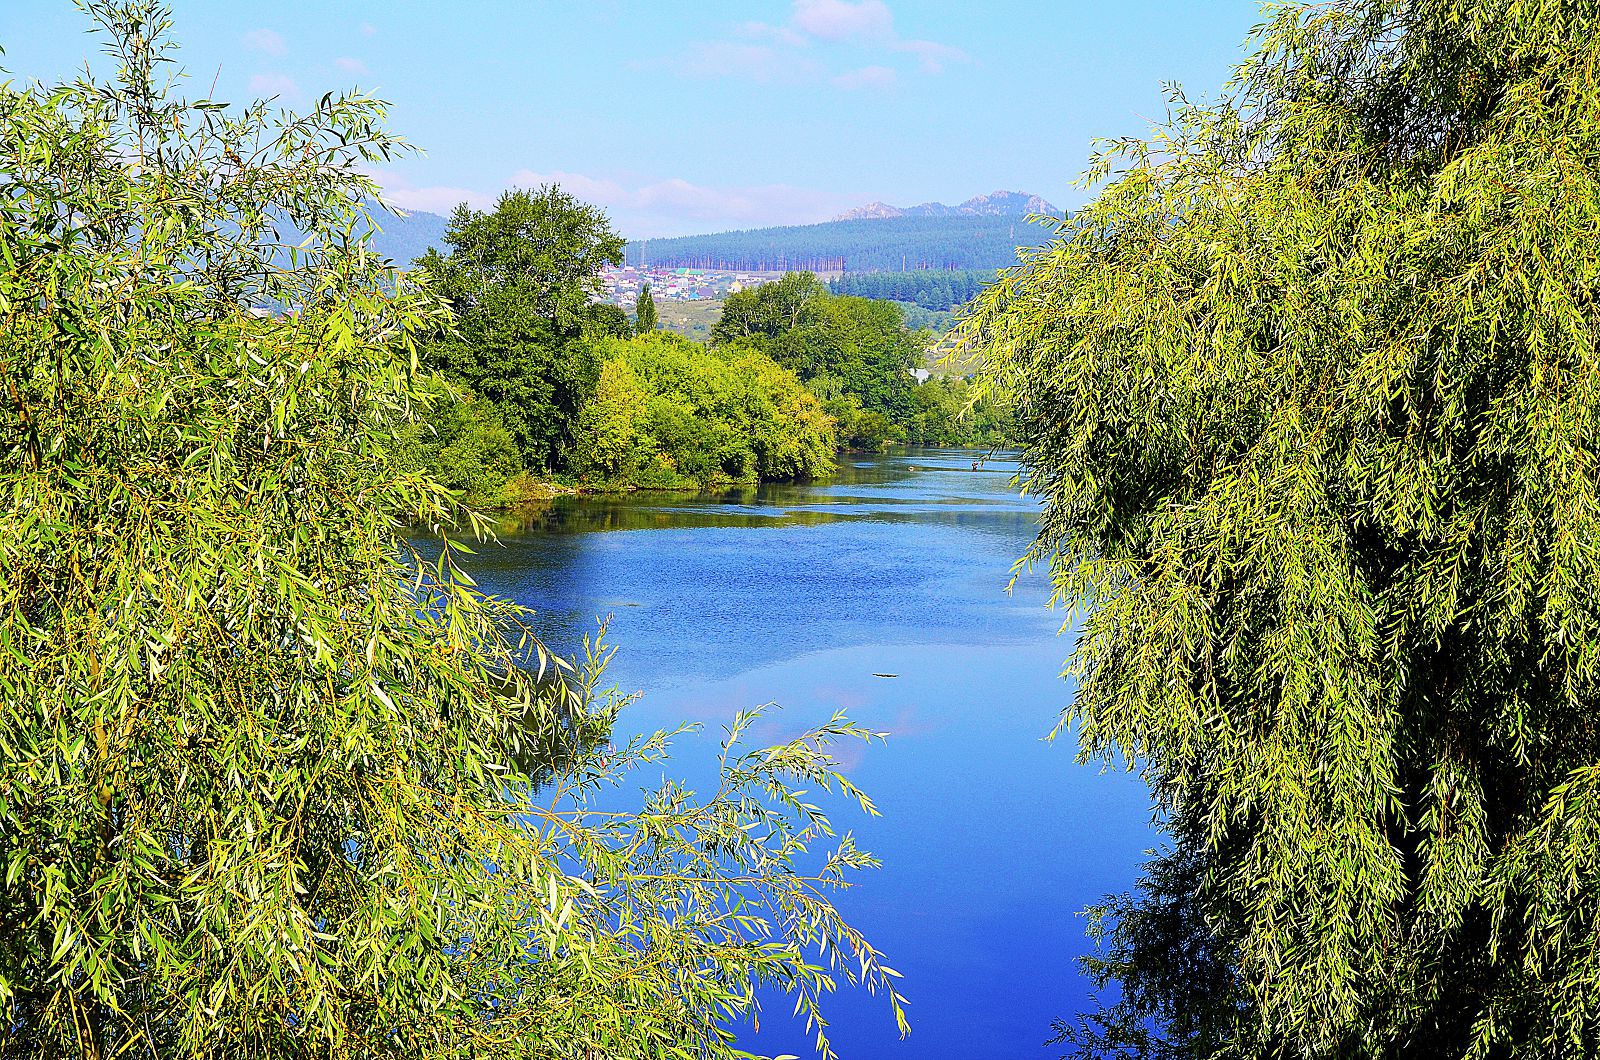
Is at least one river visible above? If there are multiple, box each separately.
[457,448,1152,1060]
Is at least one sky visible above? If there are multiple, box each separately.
[3,1,1265,238]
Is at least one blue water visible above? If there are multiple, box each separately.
[456,448,1152,1060]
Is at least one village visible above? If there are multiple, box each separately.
[598,264,779,307]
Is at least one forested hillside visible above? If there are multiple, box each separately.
[626,214,1055,273]
[366,202,449,263]
[369,208,1053,280]
[829,269,995,311]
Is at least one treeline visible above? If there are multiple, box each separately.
[829,269,997,310]
[897,302,958,335]
[403,194,1009,502]
[711,272,1010,451]
[571,334,836,488]
[626,214,1049,273]
[641,255,847,272]
[391,190,834,501]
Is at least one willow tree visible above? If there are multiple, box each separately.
[0,4,903,1058]
[962,2,1600,1057]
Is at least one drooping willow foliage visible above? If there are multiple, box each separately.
[962,2,1600,1057]
[0,4,904,1057]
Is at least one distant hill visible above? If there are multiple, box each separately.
[257,202,449,279]
[625,212,1059,274]
[833,189,1057,222]
[351,194,1061,276]
[830,268,996,310]
[361,203,450,266]
[272,201,451,267]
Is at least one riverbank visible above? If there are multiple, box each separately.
[471,472,577,509]
[481,453,873,509]
[459,439,1012,513]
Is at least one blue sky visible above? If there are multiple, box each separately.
[5,1,1264,237]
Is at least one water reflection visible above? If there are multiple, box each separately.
[448,448,1151,1060]
[490,451,1033,535]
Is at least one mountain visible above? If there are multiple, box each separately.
[625,212,1056,274]
[837,201,908,221]
[260,202,449,278]
[276,201,451,267]
[360,203,450,265]
[832,189,1057,222]
[353,195,1060,276]
[952,190,1057,216]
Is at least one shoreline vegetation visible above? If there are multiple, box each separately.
[439,438,996,515]
[10,1,1600,1059]
[1,5,909,1056]
[956,2,1600,1056]
[395,189,1011,511]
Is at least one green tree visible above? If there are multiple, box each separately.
[712,271,827,346]
[635,282,657,334]
[787,295,917,421]
[419,185,624,326]
[965,2,1600,1057]
[0,6,904,1057]
[844,409,902,452]
[389,379,533,508]
[827,269,994,310]
[580,299,632,340]
[416,286,598,471]
[414,186,625,470]
[569,356,653,480]
[804,373,867,447]
[571,333,837,487]
[714,274,920,422]
[903,377,1011,448]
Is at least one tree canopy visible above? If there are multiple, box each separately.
[622,214,1046,273]
[412,189,625,472]
[712,272,829,346]
[714,273,921,423]
[571,333,837,488]
[829,269,997,312]
[964,1,1600,1056]
[413,285,598,472]
[419,186,624,327]
[634,282,657,334]
[0,5,903,1056]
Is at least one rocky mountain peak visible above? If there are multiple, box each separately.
[832,189,1057,222]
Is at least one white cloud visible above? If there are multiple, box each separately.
[675,1,966,86]
[248,73,301,100]
[679,42,775,80]
[792,0,893,42]
[243,28,286,57]
[675,41,824,83]
[737,20,809,48]
[385,185,495,214]
[359,21,377,37]
[335,56,368,74]
[509,169,627,203]
[833,64,897,90]
[894,38,968,74]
